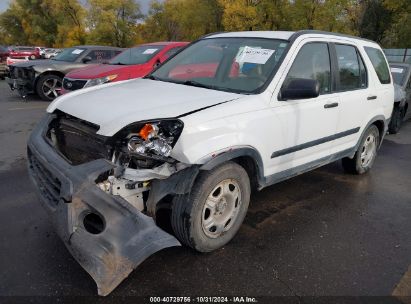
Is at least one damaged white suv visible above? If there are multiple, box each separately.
[28,30,394,295]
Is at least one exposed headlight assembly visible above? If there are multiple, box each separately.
[84,74,118,88]
[126,120,184,158]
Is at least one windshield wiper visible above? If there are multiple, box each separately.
[145,75,162,81]
[181,80,212,89]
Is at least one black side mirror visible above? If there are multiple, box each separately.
[280,78,320,100]
[82,56,92,64]
[153,60,161,69]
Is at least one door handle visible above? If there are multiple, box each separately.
[367,96,377,100]
[324,102,339,109]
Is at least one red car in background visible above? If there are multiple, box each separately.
[0,45,10,79]
[61,42,188,94]
[9,46,41,60]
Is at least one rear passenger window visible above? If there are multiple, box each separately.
[88,50,115,63]
[364,47,391,84]
[335,44,367,90]
[285,43,331,94]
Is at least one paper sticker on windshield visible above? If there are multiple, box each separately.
[72,49,84,55]
[236,46,275,64]
[391,67,404,73]
[143,48,158,54]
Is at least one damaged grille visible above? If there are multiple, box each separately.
[63,78,88,91]
[48,113,110,165]
[28,148,62,207]
[9,66,34,80]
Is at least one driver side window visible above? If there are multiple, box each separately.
[284,43,331,95]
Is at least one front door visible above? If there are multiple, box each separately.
[266,42,340,176]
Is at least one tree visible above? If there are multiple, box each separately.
[0,0,86,47]
[141,0,223,42]
[383,0,411,47]
[359,0,392,43]
[43,0,87,46]
[219,0,259,31]
[87,0,143,47]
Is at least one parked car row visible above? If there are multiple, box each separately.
[26,30,395,296]
[5,42,188,101]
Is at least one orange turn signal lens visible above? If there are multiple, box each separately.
[139,124,154,140]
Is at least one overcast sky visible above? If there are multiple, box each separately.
[0,0,154,15]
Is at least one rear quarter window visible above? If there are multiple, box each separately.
[364,47,391,84]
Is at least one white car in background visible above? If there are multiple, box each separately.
[28,30,394,296]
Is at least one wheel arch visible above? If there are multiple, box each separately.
[200,147,265,191]
[34,70,65,88]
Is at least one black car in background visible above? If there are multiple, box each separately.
[6,45,123,101]
[389,63,411,133]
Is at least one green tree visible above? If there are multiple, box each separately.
[383,0,411,47]
[87,0,143,47]
[359,0,392,43]
[219,0,259,31]
[141,0,223,42]
[44,0,87,46]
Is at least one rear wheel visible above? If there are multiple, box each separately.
[36,74,62,101]
[171,162,250,252]
[342,125,380,175]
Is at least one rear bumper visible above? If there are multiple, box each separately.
[27,115,180,296]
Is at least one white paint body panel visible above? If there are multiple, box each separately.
[49,31,394,180]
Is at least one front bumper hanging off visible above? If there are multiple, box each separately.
[27,116,181,296]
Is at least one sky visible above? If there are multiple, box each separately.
[0,0,155,15]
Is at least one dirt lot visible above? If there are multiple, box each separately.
[0,80,410,302]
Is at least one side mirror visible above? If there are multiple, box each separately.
[280,78,320,100]
[153,60,161,69]
[82,56,92,64]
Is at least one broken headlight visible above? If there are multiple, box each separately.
[126,120,184,158]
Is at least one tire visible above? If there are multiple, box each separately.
[388,105,404,134]
[30,55,36,60]
[342,125,380,175]
[171,162,251,252]
[36,74,62,101]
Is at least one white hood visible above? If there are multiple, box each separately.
[48,78,242,136]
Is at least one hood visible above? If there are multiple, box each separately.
[12,59,70,69]
[48,78,242,136]
[66,64,143,79]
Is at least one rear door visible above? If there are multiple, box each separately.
[329,43,370,155]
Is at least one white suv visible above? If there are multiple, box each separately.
[28,30,394,295]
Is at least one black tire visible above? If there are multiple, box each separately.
[388,105,404,134]
[30,54,36,60]
[171,162,251,252]
[36,74,62,101]
[342,125,380,175]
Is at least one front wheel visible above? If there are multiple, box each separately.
[171,162,251,252]
[36,74,62,101]
[342,125,380,175]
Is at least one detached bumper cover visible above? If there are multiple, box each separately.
[27,115,180,296]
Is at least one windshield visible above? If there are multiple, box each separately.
[52,47,86,62]
[110,45,165,65]
[390,65,408,85]
[150,38,289,94]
